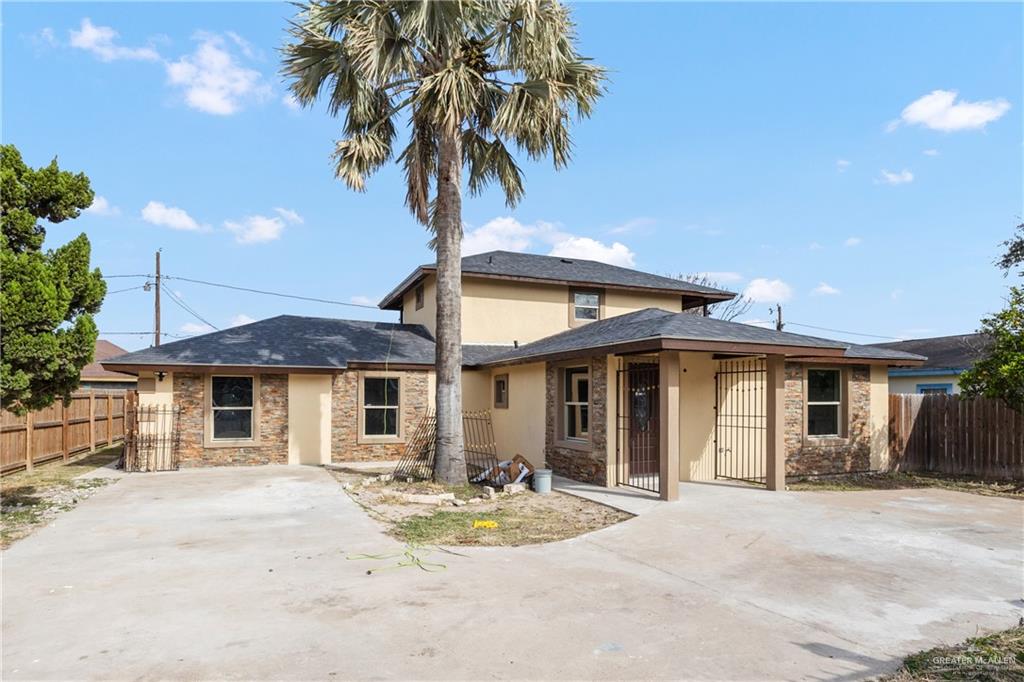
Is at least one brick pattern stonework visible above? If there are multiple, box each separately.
[330,370,430,462]
[544,357,608,485]
[784,362,871,477]
[174,373,289,467]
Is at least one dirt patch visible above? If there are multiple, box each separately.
[1,445,122,548]
[880,624,1024,680]
[327,465,631,546]
[789,472,1023,500]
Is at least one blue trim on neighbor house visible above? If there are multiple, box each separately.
[888,367,966,377]
[916,383,954,394]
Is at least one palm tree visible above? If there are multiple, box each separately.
[282,0,604,484]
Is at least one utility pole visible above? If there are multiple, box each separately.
[775,303,784,332]
[154,250,162,346]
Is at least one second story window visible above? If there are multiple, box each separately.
[572,291,600,323]
[414,284,425,310]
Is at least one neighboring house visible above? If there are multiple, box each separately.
[103,250,923,500]
[869,334,989,395]
[79,340,138,391]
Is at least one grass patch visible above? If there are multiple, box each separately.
[1,445,122,548]
[881,625,1024,680]
[391,495,629,547]
[789,472,1022,500]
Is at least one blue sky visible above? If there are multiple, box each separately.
[5,2,1022,351]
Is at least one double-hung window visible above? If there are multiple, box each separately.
[211,376,255,440]
[363,376,400,437]
[572,291,600,323]
[807,369,842,437]
[563,367,590,440]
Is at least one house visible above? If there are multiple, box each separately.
[869,333,989,395]
[103,250,924,499]
[79,340,138,392]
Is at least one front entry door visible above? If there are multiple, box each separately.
[626,363,660,481]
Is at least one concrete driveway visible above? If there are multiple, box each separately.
[2,466,1020,681]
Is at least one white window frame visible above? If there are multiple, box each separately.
[358,372,404,443]
[806,368,842,438]
[563,366,590,441]
[572,290,601,323]
[205,374,260,447]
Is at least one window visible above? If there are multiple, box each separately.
[572,291,600,323]
[563,367,590,440]
[494,374,509,409]
[917,383,952,395]
[211,376,254,440]
[806,369,842,437]
[414,284,424,311]
[363,376,400,437]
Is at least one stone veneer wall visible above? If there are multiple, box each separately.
[174,373,289,467]
[784,362,871,477]
[544,357,608,485]
[330,370,430,462]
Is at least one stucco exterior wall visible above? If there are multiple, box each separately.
[137,370,173,406]
[604,289,682,318]
[401,276,437,334]
[330,370,429,462]
[460,369,492,412]
[544,356,609,485]
[489,362,547,464]
[175,373,289,467]
[888,374,961,395]
[678,352,717,481]
[869,365,889,471]
[288,374,332,465]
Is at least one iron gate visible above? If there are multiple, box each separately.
[714,357,766,484]
[616,359,660,494]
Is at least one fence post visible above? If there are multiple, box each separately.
[89,391,96,453]
[107,394,114,447]
[62,399,70,462]
[24,411,34,473]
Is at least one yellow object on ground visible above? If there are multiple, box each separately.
[473,520,499,529]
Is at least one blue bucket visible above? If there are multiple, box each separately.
[532,468,552,494]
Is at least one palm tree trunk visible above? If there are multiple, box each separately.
[432,128,467,485]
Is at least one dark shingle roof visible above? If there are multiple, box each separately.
[102,316,437,370]
[869,333,988,371]
[380,250,735,309]
[82,340,137,380]
[476,309,926,366]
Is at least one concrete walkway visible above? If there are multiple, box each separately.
[2,466,1021,680]
[552,474,662,514]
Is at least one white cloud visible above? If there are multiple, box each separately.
[878,169,914,185]
[141,201,205,231]
[224,214,285,244]
[350,295,376,306]
[180,322,214,335]
[923,149,940,157]
[461,216,636,267]
[607,217,655,235]
[893,90,1010,132]
[836,159,851,173]
[548,237,636,268]
[84,195,120,217]
[69,18,159,62]
[282,93,300,111]
[808,241,824,251]
[31,27,58,48]
[228,313,256,327]
[890,288,904,301]
[273,207,303,224]
[743,278,793,303]
[166,33,269,115]
[812,282,841,296]
[691,271,744,284]
[844,236,862,247]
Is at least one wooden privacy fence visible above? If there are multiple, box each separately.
[889,393,1024,480]
[1,391,126,475]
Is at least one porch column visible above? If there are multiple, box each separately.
[765,355,786,491]
[659,351,680,501]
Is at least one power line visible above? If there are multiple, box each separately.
[100,331,193,339]
[787,321,900,341]
[107,285,147,295]
[102,274,152,279]
[164,288,219,331]
[162,275,379,309]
